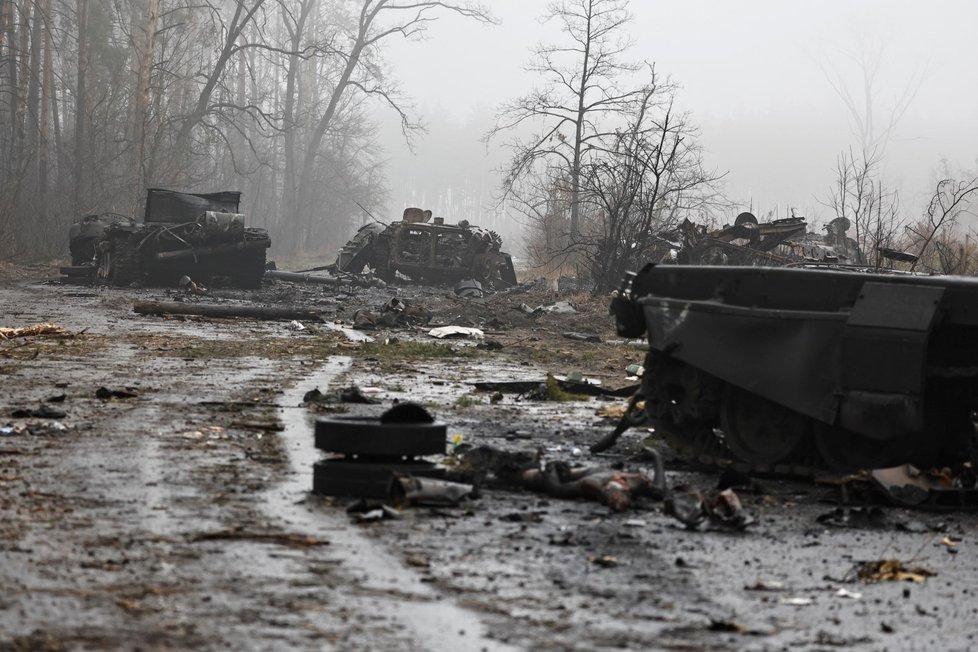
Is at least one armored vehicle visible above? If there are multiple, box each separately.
[334,208,517,289]
[67,189,270,288]
[610,264,978,473]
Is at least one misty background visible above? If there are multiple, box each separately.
[379,0,978,246]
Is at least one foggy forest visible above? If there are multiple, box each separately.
[1,0,976,289]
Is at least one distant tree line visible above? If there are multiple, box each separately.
[0,0,491,261]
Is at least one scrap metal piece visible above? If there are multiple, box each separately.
[870,464,978,509]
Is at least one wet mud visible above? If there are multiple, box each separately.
[1,274,976,650]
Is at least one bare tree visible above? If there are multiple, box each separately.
[825,147,899,268]
[579,74,724,292]
[290,0,493,251]
[908,175,978,272]
[488,0,642,270]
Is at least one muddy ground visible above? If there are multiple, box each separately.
[1,270,977,651]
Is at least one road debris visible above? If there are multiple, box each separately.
[664,487,754,531]
[134,300,321,322]
[312,403,447,498]
[0,323,71,339]
[390,474,474,507]
[428,326,485,339]
[95,386,139,400]
[853,560,936,583]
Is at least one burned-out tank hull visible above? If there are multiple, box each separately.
[611,264,978,472]
[334,209,518,289]
[66,189,270,288]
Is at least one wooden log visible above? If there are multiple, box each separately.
[133,301,321,322]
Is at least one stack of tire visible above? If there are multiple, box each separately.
[313,403,448,498]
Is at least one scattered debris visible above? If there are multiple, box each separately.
[589,554,619,568]
[664,487,754,531]
[854,559,936,583]
[562,332,601,343]
[870,464,978,509]
[816,506,888,529]
[428,326,484,339]
[178,275,208,295]
[10,405,66,419]
[390,474,474,507]
[303,385,380,405]
[95,387,139,400]
[454,279,484,298]
[0,323,70,339]
[834,588,862,599]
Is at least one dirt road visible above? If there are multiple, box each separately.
[1,275,976,651]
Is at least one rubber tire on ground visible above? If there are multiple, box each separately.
[312,458,445,499]
[315,416,446,456]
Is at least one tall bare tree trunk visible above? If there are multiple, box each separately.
[130,0,159,213]
[74,0,88,213]
[38,0,52,198]
[280,0,315,252]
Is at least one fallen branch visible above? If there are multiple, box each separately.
[133,301,321,322]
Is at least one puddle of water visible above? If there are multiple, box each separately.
[266,357,517,652]
[322,322,374,342]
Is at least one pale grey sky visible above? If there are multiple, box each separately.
[379,0,978,231]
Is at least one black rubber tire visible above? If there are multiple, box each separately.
[315,416,446,456]
[312,458,445,498]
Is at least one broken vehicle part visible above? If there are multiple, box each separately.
[67,189,270,288]
[312,459,445,500]
[333,208,518,289]
[664,487,754,531]
[314,413,446,457]
[610,264,978,473]
[390,474,474,507]
[869,464,978,510]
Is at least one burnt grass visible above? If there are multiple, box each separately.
[0,271,976,651]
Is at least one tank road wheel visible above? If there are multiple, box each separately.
[98,236,141,286]
[813,425,882,473]
[814,424,922,473]
[720,384,811,466]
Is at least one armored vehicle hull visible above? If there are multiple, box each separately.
[67,189,270,288]
[334,209,517,289]
[611,264,978,472]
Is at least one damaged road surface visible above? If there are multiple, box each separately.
[2,273,978,651]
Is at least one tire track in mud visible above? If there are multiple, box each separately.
[268,357,520,652]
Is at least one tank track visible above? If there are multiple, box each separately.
[618,354,974,479]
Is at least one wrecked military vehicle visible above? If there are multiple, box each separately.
[609,264,978,473]
[64,189,270,288]
[660,212,865,268]
[333,208,518,289]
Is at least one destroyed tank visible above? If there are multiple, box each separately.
[334,208,518,289]
[71,189,270,288]
[610,264,978,473]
